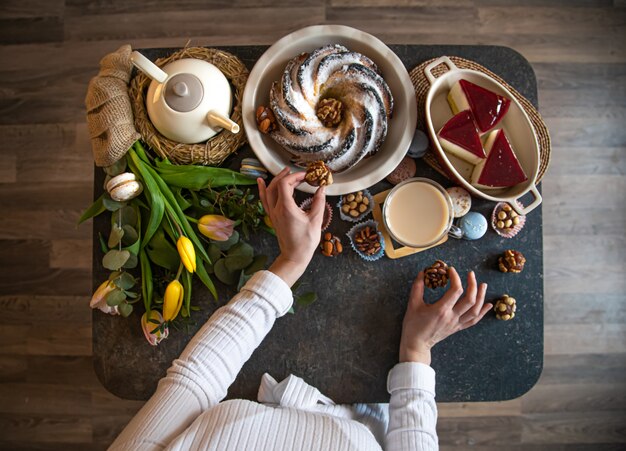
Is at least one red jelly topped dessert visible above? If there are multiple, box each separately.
[448,79,511,134]
[471,129,528,189]
[437,110,486,165]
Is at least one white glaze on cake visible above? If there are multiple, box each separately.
[268,44,394,172]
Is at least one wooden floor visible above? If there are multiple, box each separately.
[0,1,625,449]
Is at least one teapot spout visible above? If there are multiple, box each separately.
[130,51,168,84]
[207,111,240,134]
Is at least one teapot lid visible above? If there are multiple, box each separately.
[164,73,203,112]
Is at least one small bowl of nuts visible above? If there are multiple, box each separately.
[491,201,526,238]
[337,190,373,222]
[347,220,385,261]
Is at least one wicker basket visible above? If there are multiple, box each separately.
[129,47,249,166]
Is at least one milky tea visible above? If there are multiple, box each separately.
[383,178,453,248]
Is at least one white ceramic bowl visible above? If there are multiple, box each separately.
[424,56,542,215]
[242,25,417,195]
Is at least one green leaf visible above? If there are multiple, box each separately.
[114,272,136,290]
[98,233,109,253]
[127,148,164,249]
[244,255,268,275]
[213,230,239,251]
[121,225,138,247]
[146,228,179,271]
[103,195,125,212]
[105,288,126,306]
[296,292,317,306]
[108,224,124,248]
[208,243,222,263]
[103,250,130,270]
[287,306,294,315]
[104,158,127,177]
[78,194,106,225]
[173,188,192,211]
[113,206,139,228]
[196,254,217,299]
[122,252,138,269]
[237,271,252,291]
[154,161,258,190]
[140,249,153,312]
[181,270,192,318]
[214,258,238,285]
[118,302,133,317]
[225,249,254,272]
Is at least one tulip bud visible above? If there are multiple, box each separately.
[197,215,236,242]
[177,236,196,273]
[141,310,169,346]
[90,280,119,315]
[163,280,184,322]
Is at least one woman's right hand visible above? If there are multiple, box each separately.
[258,168,326,287]
[399,268,492,365]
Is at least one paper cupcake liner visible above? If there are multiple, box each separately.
[337,189,374,223]
[299,198,333,231]
[347,219,385,262]
[491,201,526,238]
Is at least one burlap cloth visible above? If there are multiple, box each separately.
[85,45,140,167]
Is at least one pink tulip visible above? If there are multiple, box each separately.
[141,310,169,346]
[90,280,119,315]
[197,215,235,241]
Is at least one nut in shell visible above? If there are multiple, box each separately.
[255,105,277,134]
[498,249,526,273]
[316,98,343,128]
[494,294,517,320]
[305,161,333,187]
[320,232,343,257]
[424,260,449,289]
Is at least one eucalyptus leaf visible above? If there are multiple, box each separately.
[214,258,238,285]
[108,224,124,248]
[105,288,126,306]
[121,225,138,247]
[104,158,127,177]
[237,271,252,291]
[228,241,254,259]
[225,254,253,272]
[208,243,222,264]
[102,250,130,270]
[98,233,108,253]
[122,252,138,269]
[213,230,239,251]
[103,195,125,212]
[287,306,294,315]
[296,292,317,306]
[113,206,139,228]
[118,302,133,317]
[114,272,136,290]
[244,255,268,275]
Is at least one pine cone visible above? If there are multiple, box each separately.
[494,295,516,320]
[316,98,343,128]
[498,249,526,273]
[424,260,449,289]
[305,161,333,187]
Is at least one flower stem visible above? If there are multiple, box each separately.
[175,262,183,281]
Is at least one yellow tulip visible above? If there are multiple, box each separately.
[141,310,169,346]
[163,280,184,322]
[177,236,196,273]
[197,215,235,241]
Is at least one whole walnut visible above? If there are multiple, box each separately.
[498,250,526,273]
[305,161,333,187]
[316,98,343,128]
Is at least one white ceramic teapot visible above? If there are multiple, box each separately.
[130,51,239,144]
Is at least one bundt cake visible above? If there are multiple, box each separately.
[267,44,393,173]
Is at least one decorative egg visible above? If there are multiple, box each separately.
[240,157,268,179]
[457,211,488,240]
[406,129,429,158]
[386,156,416,185]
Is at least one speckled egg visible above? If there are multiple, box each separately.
[407,129,429,158]
[386,156,417,185]
[457,211,488,240]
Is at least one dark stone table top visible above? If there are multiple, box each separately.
[93,44,543,403]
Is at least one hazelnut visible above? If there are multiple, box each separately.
[494,295,516,320]
[498,249,526,273]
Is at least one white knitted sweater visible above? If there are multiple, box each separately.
[109,271,438,450]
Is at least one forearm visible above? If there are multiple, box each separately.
[109,270,293,450]
[385,362,439,451]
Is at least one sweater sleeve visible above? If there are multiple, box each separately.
[384,362,439,451]
[108,270,293,451]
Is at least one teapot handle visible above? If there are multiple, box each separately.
[207,111,240,134]
[130,51,168,84]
